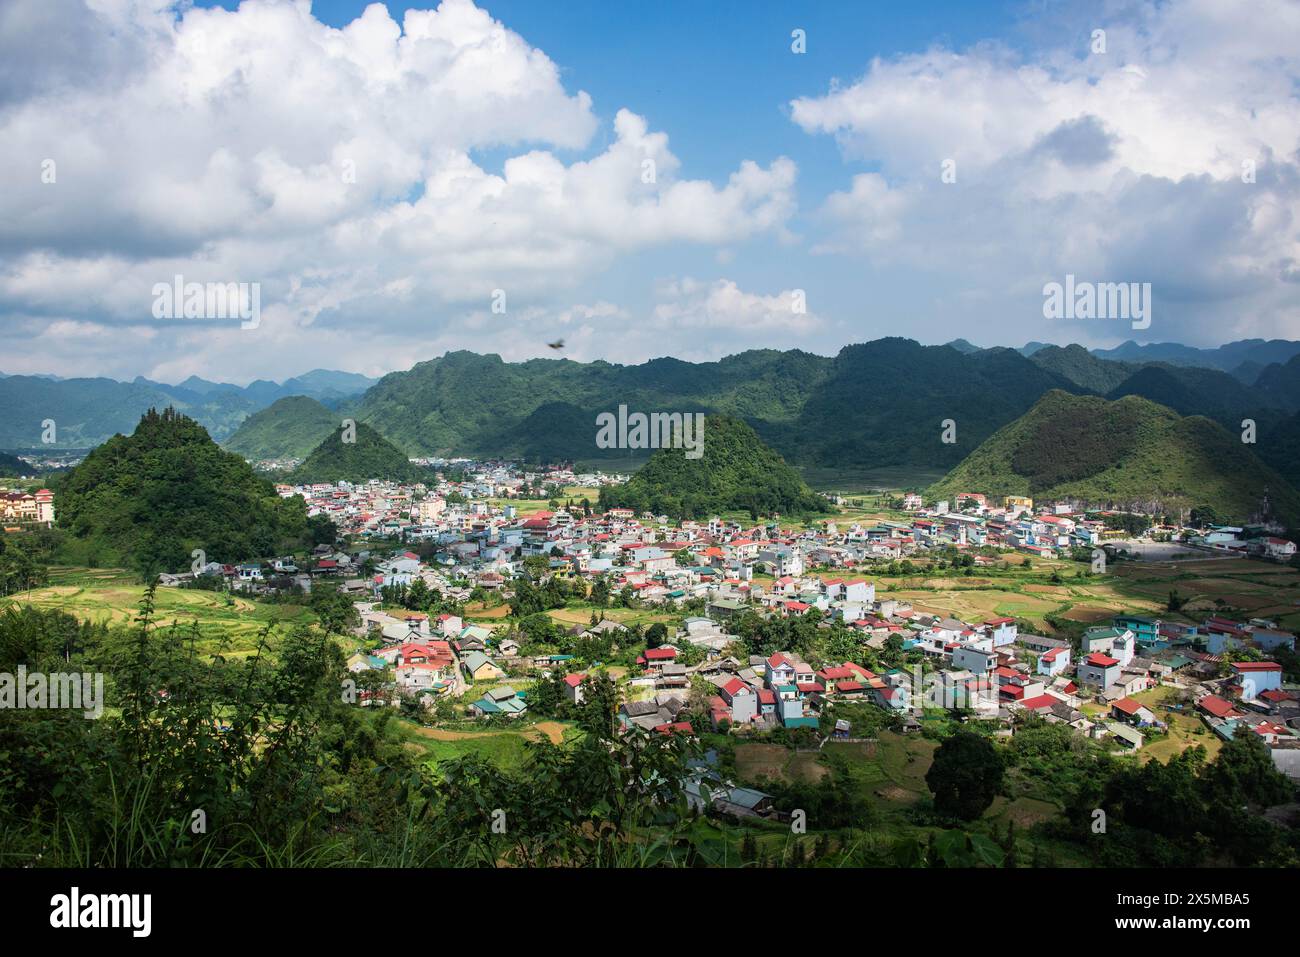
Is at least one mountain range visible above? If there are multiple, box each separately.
[10,338,1300,500]
[332,338,1300,484]
[0,368,376,448]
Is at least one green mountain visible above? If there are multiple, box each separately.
[1258,411,1300,491]
[929,391,1300,524]
[769,340,1081,468]
[0,369,375,449]
[597,415,830,519]
[56,407,307,574]
[350,339,1080,469]
[1028,344,1140,394]
[292,422,422,484]
[1253,355,1300,412]
[1105,364,1278,430]
[224,396,340,460]
[1091,338,1300,372]
[0,374,252,448]
[351,348,831,461]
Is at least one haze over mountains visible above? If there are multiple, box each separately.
[0,369,376,448]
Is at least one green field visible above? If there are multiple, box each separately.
[3,566,316,654]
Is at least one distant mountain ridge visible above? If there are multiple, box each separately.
[10,341,1300,496]
[0,368,376,449]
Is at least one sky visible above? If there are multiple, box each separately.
[0,0,1297,384]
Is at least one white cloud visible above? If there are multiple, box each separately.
[791,0,1300,346]
[0,0,797,376]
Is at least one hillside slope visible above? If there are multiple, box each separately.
[929,391,1300,523]
[292,422,422,484]
[598,415,829,519]
[223,396,340,460]
[56,408,307,573]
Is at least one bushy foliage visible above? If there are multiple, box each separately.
[291,421,423,483]
[56,408,308,577]
[599,416,829,519]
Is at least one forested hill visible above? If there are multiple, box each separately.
[930,391,1300,523]
[56,407,307,574]
[597,415,829,519]
[291,421,423,484]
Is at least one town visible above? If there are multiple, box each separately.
[128,462,1300,807]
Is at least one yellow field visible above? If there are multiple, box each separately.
[3,569,316,654]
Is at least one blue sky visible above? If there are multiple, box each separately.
[1,0,1296,383]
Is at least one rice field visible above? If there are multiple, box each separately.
[3,567,315,654]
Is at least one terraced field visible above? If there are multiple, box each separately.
[3,567,315,654]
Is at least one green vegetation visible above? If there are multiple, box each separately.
[926,730,1005,821]
[54,408,308,577]
[0,594,708,867]
[598,415,829,519]
[0,374,257,447]
[1260,410,1300,490]
[348,340,1084,468]
[0,451,31,475]
[1028,343,1139,394]
[223,395,339,460]
[930,390,1300,523]
[292,421,423,484]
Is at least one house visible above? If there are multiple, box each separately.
[758,545,804,577]
[707,598,747,620]
[637,647,678,673]
[718,677,758,724]
[1112,615,1160,646]
[983,617,1017,647]
[764,653,797,687]
[869,680,910,711]
[1037,645,1071,677]
[563,672,586,705]
[1105,721,1144,750]
[1231,660,1283,697]
[952,645,998,677]
[461,651,506,682]
[1077,652,1121,690]
[1110,697,1157,726]
[1197,694,1240,720]
[470,686,527,717]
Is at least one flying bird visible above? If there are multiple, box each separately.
[547,339,565,350]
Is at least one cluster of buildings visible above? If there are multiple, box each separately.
[0,488,54,529]
[146,470,1298,780]
[271,462,621,541]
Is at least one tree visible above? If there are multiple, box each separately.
[576,673,621,740]
[1200,732,1294,809]
[645,622,668,649]
[311,586,359,636]
[305,513,337,547]
[925,730,1005,821]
